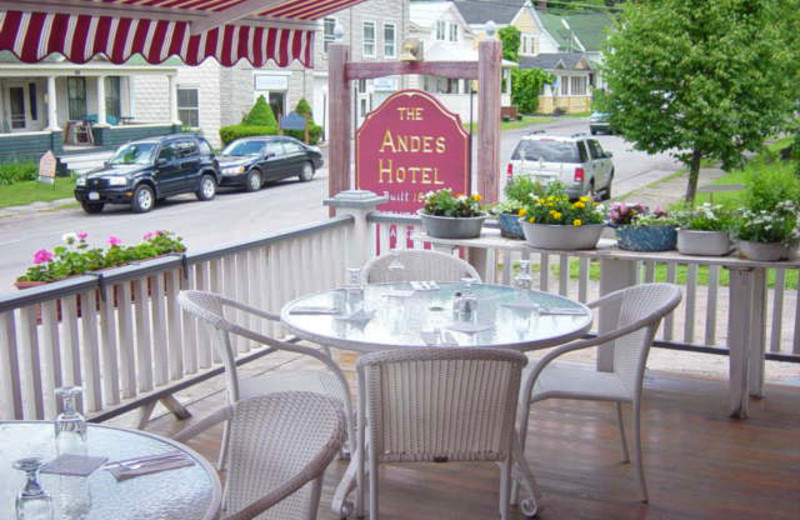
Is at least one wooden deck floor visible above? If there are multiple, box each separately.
[141,369,800,520]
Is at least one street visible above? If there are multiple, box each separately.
[0,118,681,291]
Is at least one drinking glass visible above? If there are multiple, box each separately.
[344,268,364,315]
[54,386,87,455]
[514,260,533,291]
[57,475,91,520]
[13,458,53,520]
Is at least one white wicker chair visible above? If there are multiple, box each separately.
[174,392,346,520]
[178,290,355,467]
[356,347,539,520]
[360,249,481,284]
[515,283,682,504]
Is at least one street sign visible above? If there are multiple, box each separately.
[279,111,307,131]
[38,151,56,185]
[356,89,470,213]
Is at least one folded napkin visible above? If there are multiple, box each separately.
[538,307,587,316]
[290,305,340,315]
[334,309,375,326]
[410,281,440,291]
[41,454,108,477]
[501,301,543,312]
[446,321,494,334]
[108,456,195,481]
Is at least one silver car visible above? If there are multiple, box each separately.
[506,133,614,200]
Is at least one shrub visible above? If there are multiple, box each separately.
[219,125,276,146]
[674,203,733,232]
[744,162,800,212]
[0,161,38,186]
[242,95,277,129]
[294,98,313,120]
[284,97,323,144]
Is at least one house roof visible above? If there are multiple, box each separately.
[449,0,527,25]
[518,53,592,72]
[536,9,614,53]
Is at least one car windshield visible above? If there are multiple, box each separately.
[222,141,265,157]
[109,143,157,165]
[512,140,581,163]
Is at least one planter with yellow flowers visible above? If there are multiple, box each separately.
[518,182,606,250]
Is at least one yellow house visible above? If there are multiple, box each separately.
[519,53,594,114]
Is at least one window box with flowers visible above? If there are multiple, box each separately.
[418,189,487,239]
[733,200,800,261]
[674,204,734,256]
[608,202,678,252]
[517,182,606,250]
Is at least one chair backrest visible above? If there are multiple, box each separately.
[223,392,346,520]
[357,348,527,464]
[361,250,481,284]
[610,283,682,393]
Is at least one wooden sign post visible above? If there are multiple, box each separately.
[38,150,57,186]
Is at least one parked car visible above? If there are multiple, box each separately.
[506,133,614,200]
[218,136,323,191]
[589,112,613,135]
[74,134,220,214]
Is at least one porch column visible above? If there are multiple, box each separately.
[96,75,108,127]
[168,74,180,125]
[46,76,60,131]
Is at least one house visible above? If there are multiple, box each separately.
[0,52,181,163]
[407,1,515,124]
[519,53,594,114]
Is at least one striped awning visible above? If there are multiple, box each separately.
[0,0,367,68]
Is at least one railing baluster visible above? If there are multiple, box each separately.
[684,264,697,344]
[794,283,800,355]
[19,307,44,419]
[663,263,677,341]
[705,265,719,346]
[150,274,169,386]
[235,252,251,353]
[770,269,785,353]
[40,300,62,418]
[99,285,120,406]
[578,257,589,303]
[209,259,223,364]
[223,255,240,353]
[181,264,198,374]
[80,290,102,412]
[266,244,280,337]
[501,250,512,286]
[133,278,153,392]
[644,260,655,283]
[249,248,265,335]
[194,262,212,368]
[540,253,550,292]
[559,255,569,296]
[0,311,23,419]
[117,282,136,399]
[62,295,82,388]
[165,270,184,379]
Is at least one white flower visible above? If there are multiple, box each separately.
[62,232,79,244]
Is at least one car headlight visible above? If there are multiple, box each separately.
[107,177,128,186]
[76,176,87,187]
[223,166,246,175]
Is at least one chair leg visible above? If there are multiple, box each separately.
[511,397,533,505]
[499,456,512,520]
[616,402,630,463]
[368,447,379,520]
[217,418,231,471]
[309,476,324,520]
[633,400,649,503]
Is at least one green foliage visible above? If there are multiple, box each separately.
[498,25,521,62]
[422,189,484,217]
[601,0,800,202]
[504,175,541,204]
[283,97,323,144]
[674,203,733,231]
[241,95,278,129]
[511,68,554,114]
[0,161,38,186]
[294,98,313,120]
[743,163,800,212]
[519,182,605,226]
[219,125,276,146]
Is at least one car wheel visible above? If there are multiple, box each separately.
[298,162,314,182]
[131,184,155,213]
[196,174,217,201]
[81,201,104,214]
[245,169,262,192]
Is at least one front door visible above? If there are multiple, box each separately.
[5,83,30,131]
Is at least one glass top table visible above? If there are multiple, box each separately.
[0,422,221,520]
[281,282,593,353]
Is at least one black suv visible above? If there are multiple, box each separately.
[74,134,221,214]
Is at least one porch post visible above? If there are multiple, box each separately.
[46,76,60,131]
[328,43,352,212]
[324,190,388,270]
[477,38,502,203]
[168,74,180,125]
[96,75,108,127]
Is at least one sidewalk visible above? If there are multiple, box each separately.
[616,166,728,206]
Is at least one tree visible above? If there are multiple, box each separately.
[511,68,554,114]
[242,95,277,129]
[498,25,520,62]
[600,0,800,203]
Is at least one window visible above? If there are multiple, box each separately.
[449,23,458,42]
[358,79,367,93]
[177,88,199,127]
[520,34,536,56]
[512,139,582,163]
[268,92,285,120]
[67,77,87,120]
[587,140,605,160]
[198,139,212,156]
[323,18,336,52]
[570,76,587,96]
[560,76,569,96]
[158,143,177,162]
[265,141,284,157]
[384,23,396,58]
[105,76,121,120]
[436,20,446,40]
[363,22,376,57]
[28,83,37,120]
[284,141,303,153]
[176,140,198,158]
[360,98,367,117]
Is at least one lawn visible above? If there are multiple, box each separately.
[0,177,76,209]
[465,115,555,132]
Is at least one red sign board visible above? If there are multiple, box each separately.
[356,90,469,213]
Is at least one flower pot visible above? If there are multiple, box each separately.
[519,220,605,250]
[737,241,792,262]
[418,210,486,239]
[498,213,525,239]
[616,225,677,252]
[677,229,732,257]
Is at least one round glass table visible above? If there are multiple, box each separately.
[0,422,221,520]
[281,282,593,352]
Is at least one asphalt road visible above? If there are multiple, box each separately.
[0,118,681,291]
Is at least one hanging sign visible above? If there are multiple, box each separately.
[356,89,469,214]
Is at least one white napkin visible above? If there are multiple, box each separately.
[290,306,340,315]
[446,321,494,334]
[538,307,587,316]
[107,456,194,481]
[501,301,542,312]
[334,309,375,326]
[41,454,108,477]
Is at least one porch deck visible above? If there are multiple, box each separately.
[134,355,800,520]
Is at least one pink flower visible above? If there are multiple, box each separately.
[108,236,122,247]
[77,231,88,241]
[33,249,54,265]
[143,232,154,240]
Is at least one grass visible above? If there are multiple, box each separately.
[0,177,76,209]
[465,115,555,132]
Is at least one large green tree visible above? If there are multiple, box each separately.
[512,68,554,114]
[600,0,800,202]
[497,25,520,62]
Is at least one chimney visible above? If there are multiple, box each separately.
[538,0,547,10]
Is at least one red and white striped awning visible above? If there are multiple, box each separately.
[0,0,367,68]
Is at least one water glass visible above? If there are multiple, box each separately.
[57,475,92,519]
[55,386,87,455]
[514,260,533,292]
[460,275,477,295]
[344,268,364,315]
[14,458,53,520]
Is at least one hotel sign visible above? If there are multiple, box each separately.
[356,90,469,213]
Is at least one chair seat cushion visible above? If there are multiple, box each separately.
[524,362,633,403]
[239,370,348,404]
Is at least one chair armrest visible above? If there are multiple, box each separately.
[220,295,281,322]
[173,406,233,443]
[586,289,624,310]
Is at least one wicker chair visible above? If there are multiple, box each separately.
[515,283,682,504]
[360,249,481,284]
[356,347,540,519]
[174,392,346,520]
[178,290,355,467]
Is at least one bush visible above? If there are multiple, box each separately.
[285,124,323,145]
[242,95,277,129]
[744,162,800,212]
[0,161,38,186]
[219,125,277,146]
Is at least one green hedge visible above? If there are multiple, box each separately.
[219,125,277,146]
[285,124,323,145]
[0,161,38,186]
[243,95,278,127]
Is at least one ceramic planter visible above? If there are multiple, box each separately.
[498,213,525,239]
[616,225,677,252]
[737,241,793,262]
[418,210,486,239]
[519,220,605,250]
[677,229,732,257]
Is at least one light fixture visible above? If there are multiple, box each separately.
[486,20,496,39]
[399,38,423,62]
[334,23,344,42]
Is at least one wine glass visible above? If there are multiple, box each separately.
[514,260,533,291]
[55,386,87,455]
[13,458,53,520]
